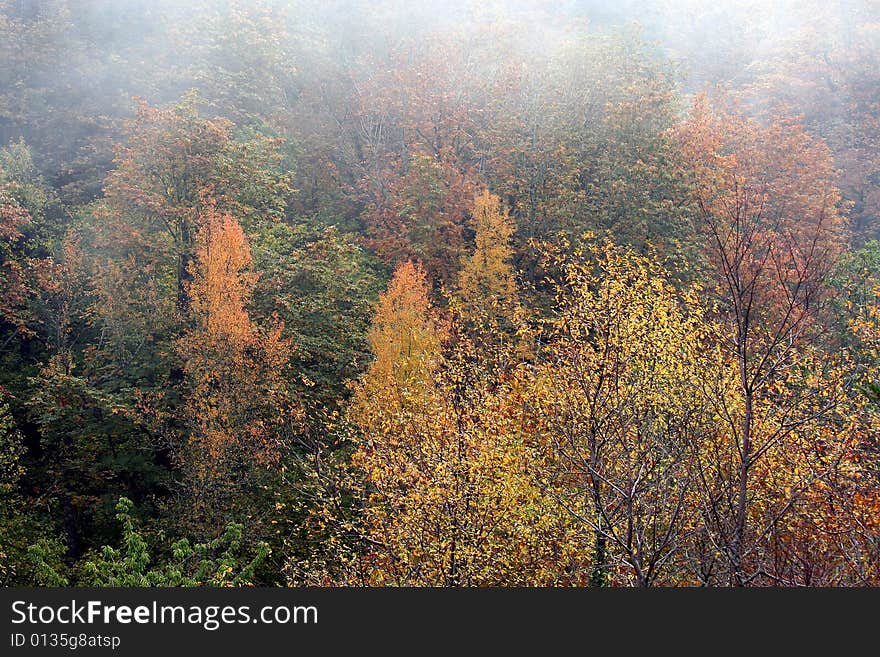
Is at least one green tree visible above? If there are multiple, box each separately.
[30,498,268,587]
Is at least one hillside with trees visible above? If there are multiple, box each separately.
[2,0,879,587]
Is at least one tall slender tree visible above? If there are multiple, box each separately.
[677,95,849,585]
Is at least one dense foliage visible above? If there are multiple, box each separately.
[1,0,879,587]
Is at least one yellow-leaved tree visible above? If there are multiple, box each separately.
[458,191,519,325]
[456,190,529,362]
[533,239,710,586]
[345,260,579,586]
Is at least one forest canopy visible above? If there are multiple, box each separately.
[1,0,879,587]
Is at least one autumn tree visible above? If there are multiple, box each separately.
[677,95,850,585]
[534,239,708,586]
[735,5,880,241]
[100,93,293,310]
[363,153,476,286]
[289,26,488,270]
[359,261,440,388]
[171,202,300,533]
[342,260,577,585]
[77,96,301,537]
[457,190,520,329]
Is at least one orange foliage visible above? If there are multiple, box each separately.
[677,94,852,585]
[176,202,298,508]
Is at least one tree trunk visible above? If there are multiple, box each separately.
[731,387,752,586]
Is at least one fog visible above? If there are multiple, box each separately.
[1,0,877,202]
[3,0,880,589]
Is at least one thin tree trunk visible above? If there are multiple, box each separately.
[732,384,752,586]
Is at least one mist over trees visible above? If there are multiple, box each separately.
[1,0,879,587]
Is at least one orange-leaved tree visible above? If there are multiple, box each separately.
[676,94,851,585]
[174,201,299,531]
